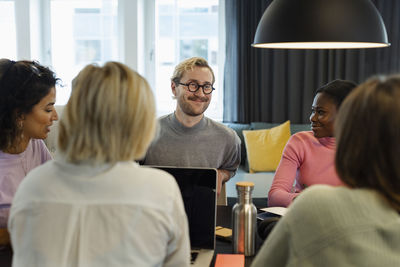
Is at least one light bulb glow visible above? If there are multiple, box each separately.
[252,42,390,49]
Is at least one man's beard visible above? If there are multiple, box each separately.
[178,95,210,116]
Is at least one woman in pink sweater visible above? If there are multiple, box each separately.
[268,80,356,207]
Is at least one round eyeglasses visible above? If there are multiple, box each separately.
[179,82,215,95]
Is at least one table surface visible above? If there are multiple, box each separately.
[211,205,263,267]
[0,205,264,267]
[0,245,11,267]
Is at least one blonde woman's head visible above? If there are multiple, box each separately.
[58,61,156,164]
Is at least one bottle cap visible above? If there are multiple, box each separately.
[236,181,254,188]
[235,181,255,197]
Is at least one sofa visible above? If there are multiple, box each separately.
[223,122,310,207]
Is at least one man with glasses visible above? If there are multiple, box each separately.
[142,57,241,205]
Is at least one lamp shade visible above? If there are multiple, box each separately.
[252,0,390,49]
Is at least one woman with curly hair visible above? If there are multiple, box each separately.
[0,59,58,231]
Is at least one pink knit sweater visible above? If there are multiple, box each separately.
[268,131,343,207]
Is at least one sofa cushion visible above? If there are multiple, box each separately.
[224,123,251,168]
[243,121,291,173]
[251,122,281,130]
[251,122,310,135]
[290,123,310,134]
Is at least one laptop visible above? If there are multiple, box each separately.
[151,166,217,267]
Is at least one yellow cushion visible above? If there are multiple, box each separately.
[243,121,291,173]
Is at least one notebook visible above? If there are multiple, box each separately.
[151,166,217,267]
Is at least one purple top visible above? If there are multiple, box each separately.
[0,139,51,227]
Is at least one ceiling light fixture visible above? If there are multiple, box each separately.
[252,0,390,49]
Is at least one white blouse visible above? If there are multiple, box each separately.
[9,160,190,267]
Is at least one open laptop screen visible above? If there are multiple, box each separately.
[151,166,217,250]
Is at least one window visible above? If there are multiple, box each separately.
[50,0,118,105]
[1,0,225,119]
[154,0,223,120]
[0,0,16,59]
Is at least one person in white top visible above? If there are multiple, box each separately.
[8,62,191,267]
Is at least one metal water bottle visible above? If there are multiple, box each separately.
[232,181,257,256]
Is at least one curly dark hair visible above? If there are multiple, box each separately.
[0,59,58,150]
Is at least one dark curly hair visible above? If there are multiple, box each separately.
[0,59,58,150]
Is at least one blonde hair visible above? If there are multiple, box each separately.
[171,57,215,85]
[58,61,156,164]
[335,74,400,211]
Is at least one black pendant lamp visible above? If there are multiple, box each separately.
[252,0,390,49]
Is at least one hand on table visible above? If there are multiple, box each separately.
[216,169,231,197]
